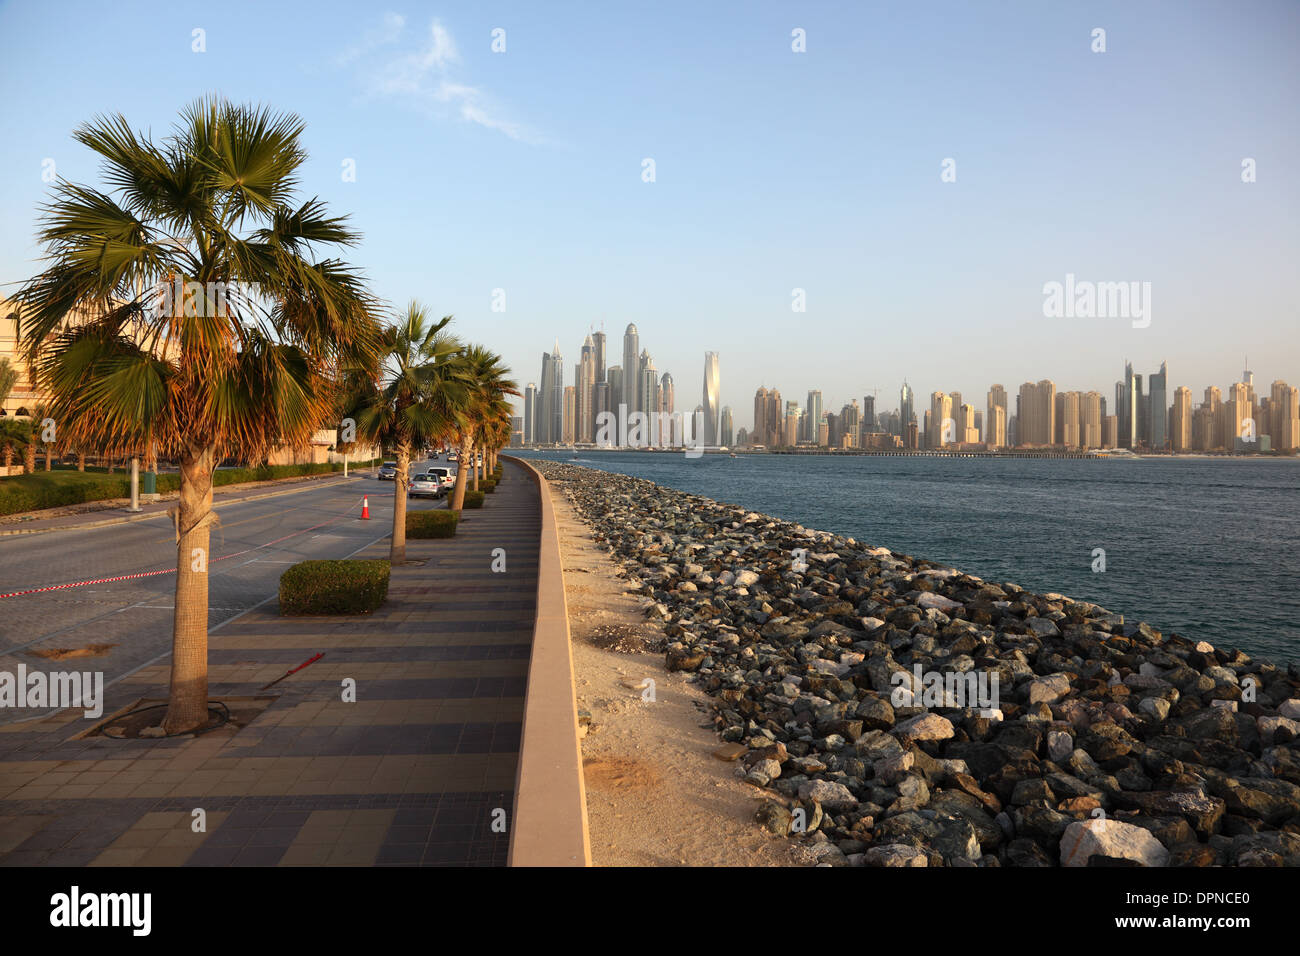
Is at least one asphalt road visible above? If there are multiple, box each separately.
[0,457,458,723]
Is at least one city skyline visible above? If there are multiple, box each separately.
[2,2,1297,426]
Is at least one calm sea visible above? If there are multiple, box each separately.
[517,450,1300,666]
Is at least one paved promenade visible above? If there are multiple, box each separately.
[0,461,539,866]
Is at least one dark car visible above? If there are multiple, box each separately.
[377,461,398,480]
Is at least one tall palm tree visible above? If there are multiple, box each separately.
[352,302,466,564]
[449,347,517,510]
[16,98,382,734]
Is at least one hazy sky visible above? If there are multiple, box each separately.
[2,0,1297,425]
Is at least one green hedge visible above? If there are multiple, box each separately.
[463,490,485,509]
[279,559,390,615]
[407,509,459,538]
[0,458,380,517]
[481,479,497,493]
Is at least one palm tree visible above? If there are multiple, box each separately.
[449,347,517,510]
[16,98,381,734]
[352,302,466,565]
[0,419,27,474]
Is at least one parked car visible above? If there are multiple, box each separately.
[425,466,455,490]
[408,473,443,498]
[378,461,398,480]
[447,452,458,462]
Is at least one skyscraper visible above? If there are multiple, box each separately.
[720,406,734,447]
[592,329,607,384]
[753,387,769,448]
[929,391,952,447]
[621,323,640,419]
[659,371,675,446]
[607,366,623,444]
[562,386,576,444]
[639,350,658,445]
[536,345,563,445]
[784,401,800,447]
[986,385,1007,448]
[523,382,537,444]
[702,351,720,447]
[862,394,876,432]
[578,334,597,442]
[1148,361,1168,450]
[1119,362,1140,448]
[1171,386,1192,452]
[899,382,916,448]
[806,390,823,444]
[549,341,564,444]
[1017,380,1056,446]
[1082,391,1103,449]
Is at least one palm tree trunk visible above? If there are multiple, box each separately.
[77,452,85,472]
[390,441,410,564]
[470,439,479,492]
[2,443,11,474]
[44,446,51,471]
[163,442,217,735]
[23,441,36,475]
[450,435,472,510]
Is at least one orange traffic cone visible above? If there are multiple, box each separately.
[361,496,370,520]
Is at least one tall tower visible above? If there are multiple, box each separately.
[806,390,823,443]
[523,382,537,444]
[592,329,607,383]
[537,351,554,444]
[702,351,720,447]
[549,340,564,445]
[986,384,1007,448]
[720,406,734,446]
[621,323,640,419]
[578,334,596,442]
[1148,360,1168,450]
[659,372,676,445]
[899,382,915,448]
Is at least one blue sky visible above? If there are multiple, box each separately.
[1,0,1297,422]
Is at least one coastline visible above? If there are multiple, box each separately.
[538,460,1300,867]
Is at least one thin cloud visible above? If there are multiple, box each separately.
[343,15,538,143]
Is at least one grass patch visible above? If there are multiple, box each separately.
[279,559,390,615]
[407,509,459,538]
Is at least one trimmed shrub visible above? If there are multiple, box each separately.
[279,559,390,615]
[407,509,459,538]
[481,479,497,493]
[463,490,485,509]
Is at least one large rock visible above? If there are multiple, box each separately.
[863,844,928,867]
[1026,674,1071,705]
[1060,819,1170,867]
[797,779,858,811]
[892,713,955,743]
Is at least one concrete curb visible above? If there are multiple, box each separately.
[0,472,376,538]
[504,455,592,867]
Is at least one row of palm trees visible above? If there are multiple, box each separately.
[13,97,517,734]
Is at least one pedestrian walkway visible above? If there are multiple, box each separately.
[0,461,539,866]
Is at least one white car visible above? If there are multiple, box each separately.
[408,473,443,498]
[425,466,456,490]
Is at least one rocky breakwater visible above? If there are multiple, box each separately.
[534,461,1300,868]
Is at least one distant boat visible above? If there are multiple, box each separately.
[729,453,738,458]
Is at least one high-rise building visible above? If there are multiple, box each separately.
[806,390,823,444]
[929,391,953,447]
[956,403,978,444]
[592,329,607,384]
[639,350,659,445]
[900,382,916,448]
[1017,380,1056,446]
[536,344,564,444]
[986,384,1008,448]
[578,334,597,442]
[1055,391,1081,448]
[621,323,640,420]
[753,387,769,448]
[702,351,720,447]
[863,394,876,432]
[783,401,800,447]
[1102,416,1117,448]
[1081,391,1103,449]
[1171,386,1192,453]
[1119,362,1140,448]
[1148,361,1168,450]
[840,399,860,448]
[658,371,675,446]
[720,406,734,447]
[593,381,610,443]
[523,382,537,445]
[607,366,623,443]
[562,385,576,444]
[1271,380,1300,451]
[510,416,523,447]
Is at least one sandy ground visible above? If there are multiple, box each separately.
[551,488,805,867]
